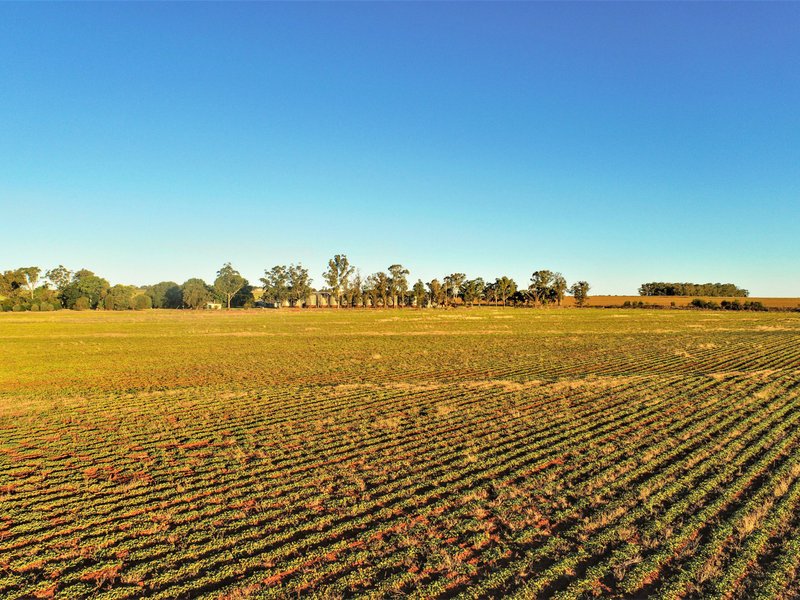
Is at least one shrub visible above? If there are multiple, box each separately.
[11,304,25,312]
[30,303,40,312]
[690,299,720,310]
[74,297,91,311]
[744,301,767,312]
[622,300,648,309]
[40,302,54,312]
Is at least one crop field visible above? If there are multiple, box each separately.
[560,296,800,309]
[2,308,800,599]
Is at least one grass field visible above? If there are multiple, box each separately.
[2,308,800,599]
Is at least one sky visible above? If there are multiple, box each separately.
[1,3,799,296]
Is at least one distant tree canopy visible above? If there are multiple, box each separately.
[1,265,102,311]
[3,260,601,311]
[639,282,748,297]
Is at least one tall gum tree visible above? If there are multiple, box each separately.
[323,254,355,309]
[261,265,290,306]
[494,276,517,307]
[288,264,312,307]
[388,264,409,308]
[214,263,246,309]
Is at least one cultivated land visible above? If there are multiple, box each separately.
[559,296,800,309]
[1,308,800,599]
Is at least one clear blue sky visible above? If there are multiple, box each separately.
[2,2,798,295]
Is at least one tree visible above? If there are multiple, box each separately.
[288,264,312,307]
[45,265,72,292]
[509,289,528,306]
[33,285,59,308]
[19,267,41,300]
[460,278,485,306]
[639,282,748,297]
[45,265,72,307]
[182,278,212,309]
[377,272,391,308]
[529,270,555,306]
[570,281,590,307]
[364,275,378,307]
[388,264,410,308]
[133,295,153,310]
[323,254,355,309]
[552,272,567,306]
[104,285,137,310]
[62,269,110,310]
[145,281,182,309]
[0,269,25,300]
[443,273,466,307]
[165,285,183,308]
[345,271,363,307]
[366,272,390,307]
[427,279,444,307]
[214,263,246,309]
[260,265,290,306]
[412,279,426,307]
[494,276,517,307]
[231,281,254,308]
[363,274,377,307]
[484,281,497,305]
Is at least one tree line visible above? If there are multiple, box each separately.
[1,258,591,311]
[689,298,766,311]
[638,282,748,297]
